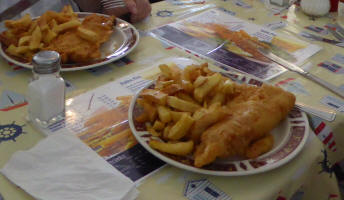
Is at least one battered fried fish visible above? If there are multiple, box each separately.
[45,14,115,63]
[194,84,295,168]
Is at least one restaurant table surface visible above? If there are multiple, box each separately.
[0,0,344,200]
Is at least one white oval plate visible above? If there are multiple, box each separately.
[128,69,309,176]
[0,12,139,72]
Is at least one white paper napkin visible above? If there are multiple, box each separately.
[1,131,138,200]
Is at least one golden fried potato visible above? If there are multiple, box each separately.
[42,28,57,43]
[168,113,194,140]
[146,123,161,137]
[157,106,171,123]
[18,35,31,46]
[149,140,194,156]
[29,26,42,50]
[141,89,168,105]
[53,19,81,33]
[5,14,32,32]
[194,73,222,102]
[77,27,98,43]
[137,98,157,122]
[167,96,201,112]
[152,120,165,131]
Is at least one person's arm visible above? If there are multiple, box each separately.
[73,0,151,23]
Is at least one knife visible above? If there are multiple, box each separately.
[258,48,344,99]
[0,0,39,21]
[299,31,344,48]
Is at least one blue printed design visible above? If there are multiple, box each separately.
[0,122,26,143]
[217,8,236,16]
[0,90,26,110]
[318,61,344,74]
[157,10,173,17]
[184,179,231,200]
[87,65,113,76]
[318,149,334,177]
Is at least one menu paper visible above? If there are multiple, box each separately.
[151,8,322,80]
[37,58,198,183]
[39,66,165,183]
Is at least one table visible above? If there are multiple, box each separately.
[0,0,343,199]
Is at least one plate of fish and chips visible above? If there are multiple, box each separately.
[128,62,309,176]
[0,6,139,71]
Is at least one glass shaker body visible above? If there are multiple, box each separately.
[27,51,65,128]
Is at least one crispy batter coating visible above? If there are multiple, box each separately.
[194,84,295,167]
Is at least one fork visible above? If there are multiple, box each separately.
[101,0,126,10]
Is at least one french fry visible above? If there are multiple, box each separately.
[170,111,190,122]
[222,79,235,94]
[209,92,225,106]
[177,92,198,104]
[137,98,157,122]
[77,27,98,43]
[53,19,81,33]
[4,14,32,30]
[16,46,31,54]
[190,103,227,142]
[161,84,183,95]
[152,120,165,131]
[146,123,161,137]
[182,65,197,82]
[149,140,194,156]
[141,89,167,105]
[49,19,58,30]
[163,125,172,140]
[6,45,19,56]
[157,106,171,123]
[45,10,71,23]
[168,113,194,140]
[181,80,193,93]
[27,21,38,35]
[43,28,57,43]
[193,73,222,102]
[167,96,201,112]
[18,36,31,46]
[193,75,207,88]
[159,64,172,78]
[29,26,42,50]
[135,112,149,123]
[158,63,182,80]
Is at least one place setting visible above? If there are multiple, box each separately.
[0,0,343,200]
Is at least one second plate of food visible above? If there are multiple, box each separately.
[128,62,309,176]
[0,10,139,71]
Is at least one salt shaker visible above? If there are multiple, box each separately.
[27,51,65,128]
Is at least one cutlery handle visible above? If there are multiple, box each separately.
[305,72,344,98]
[295,102,336,122]
[326,27,344,41]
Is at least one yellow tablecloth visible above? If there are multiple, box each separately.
[0,1,343,199]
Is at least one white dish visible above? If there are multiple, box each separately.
[0,12,139,72]
[128,68,309,176]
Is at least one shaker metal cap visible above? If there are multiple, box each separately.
[32,51,61,74]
